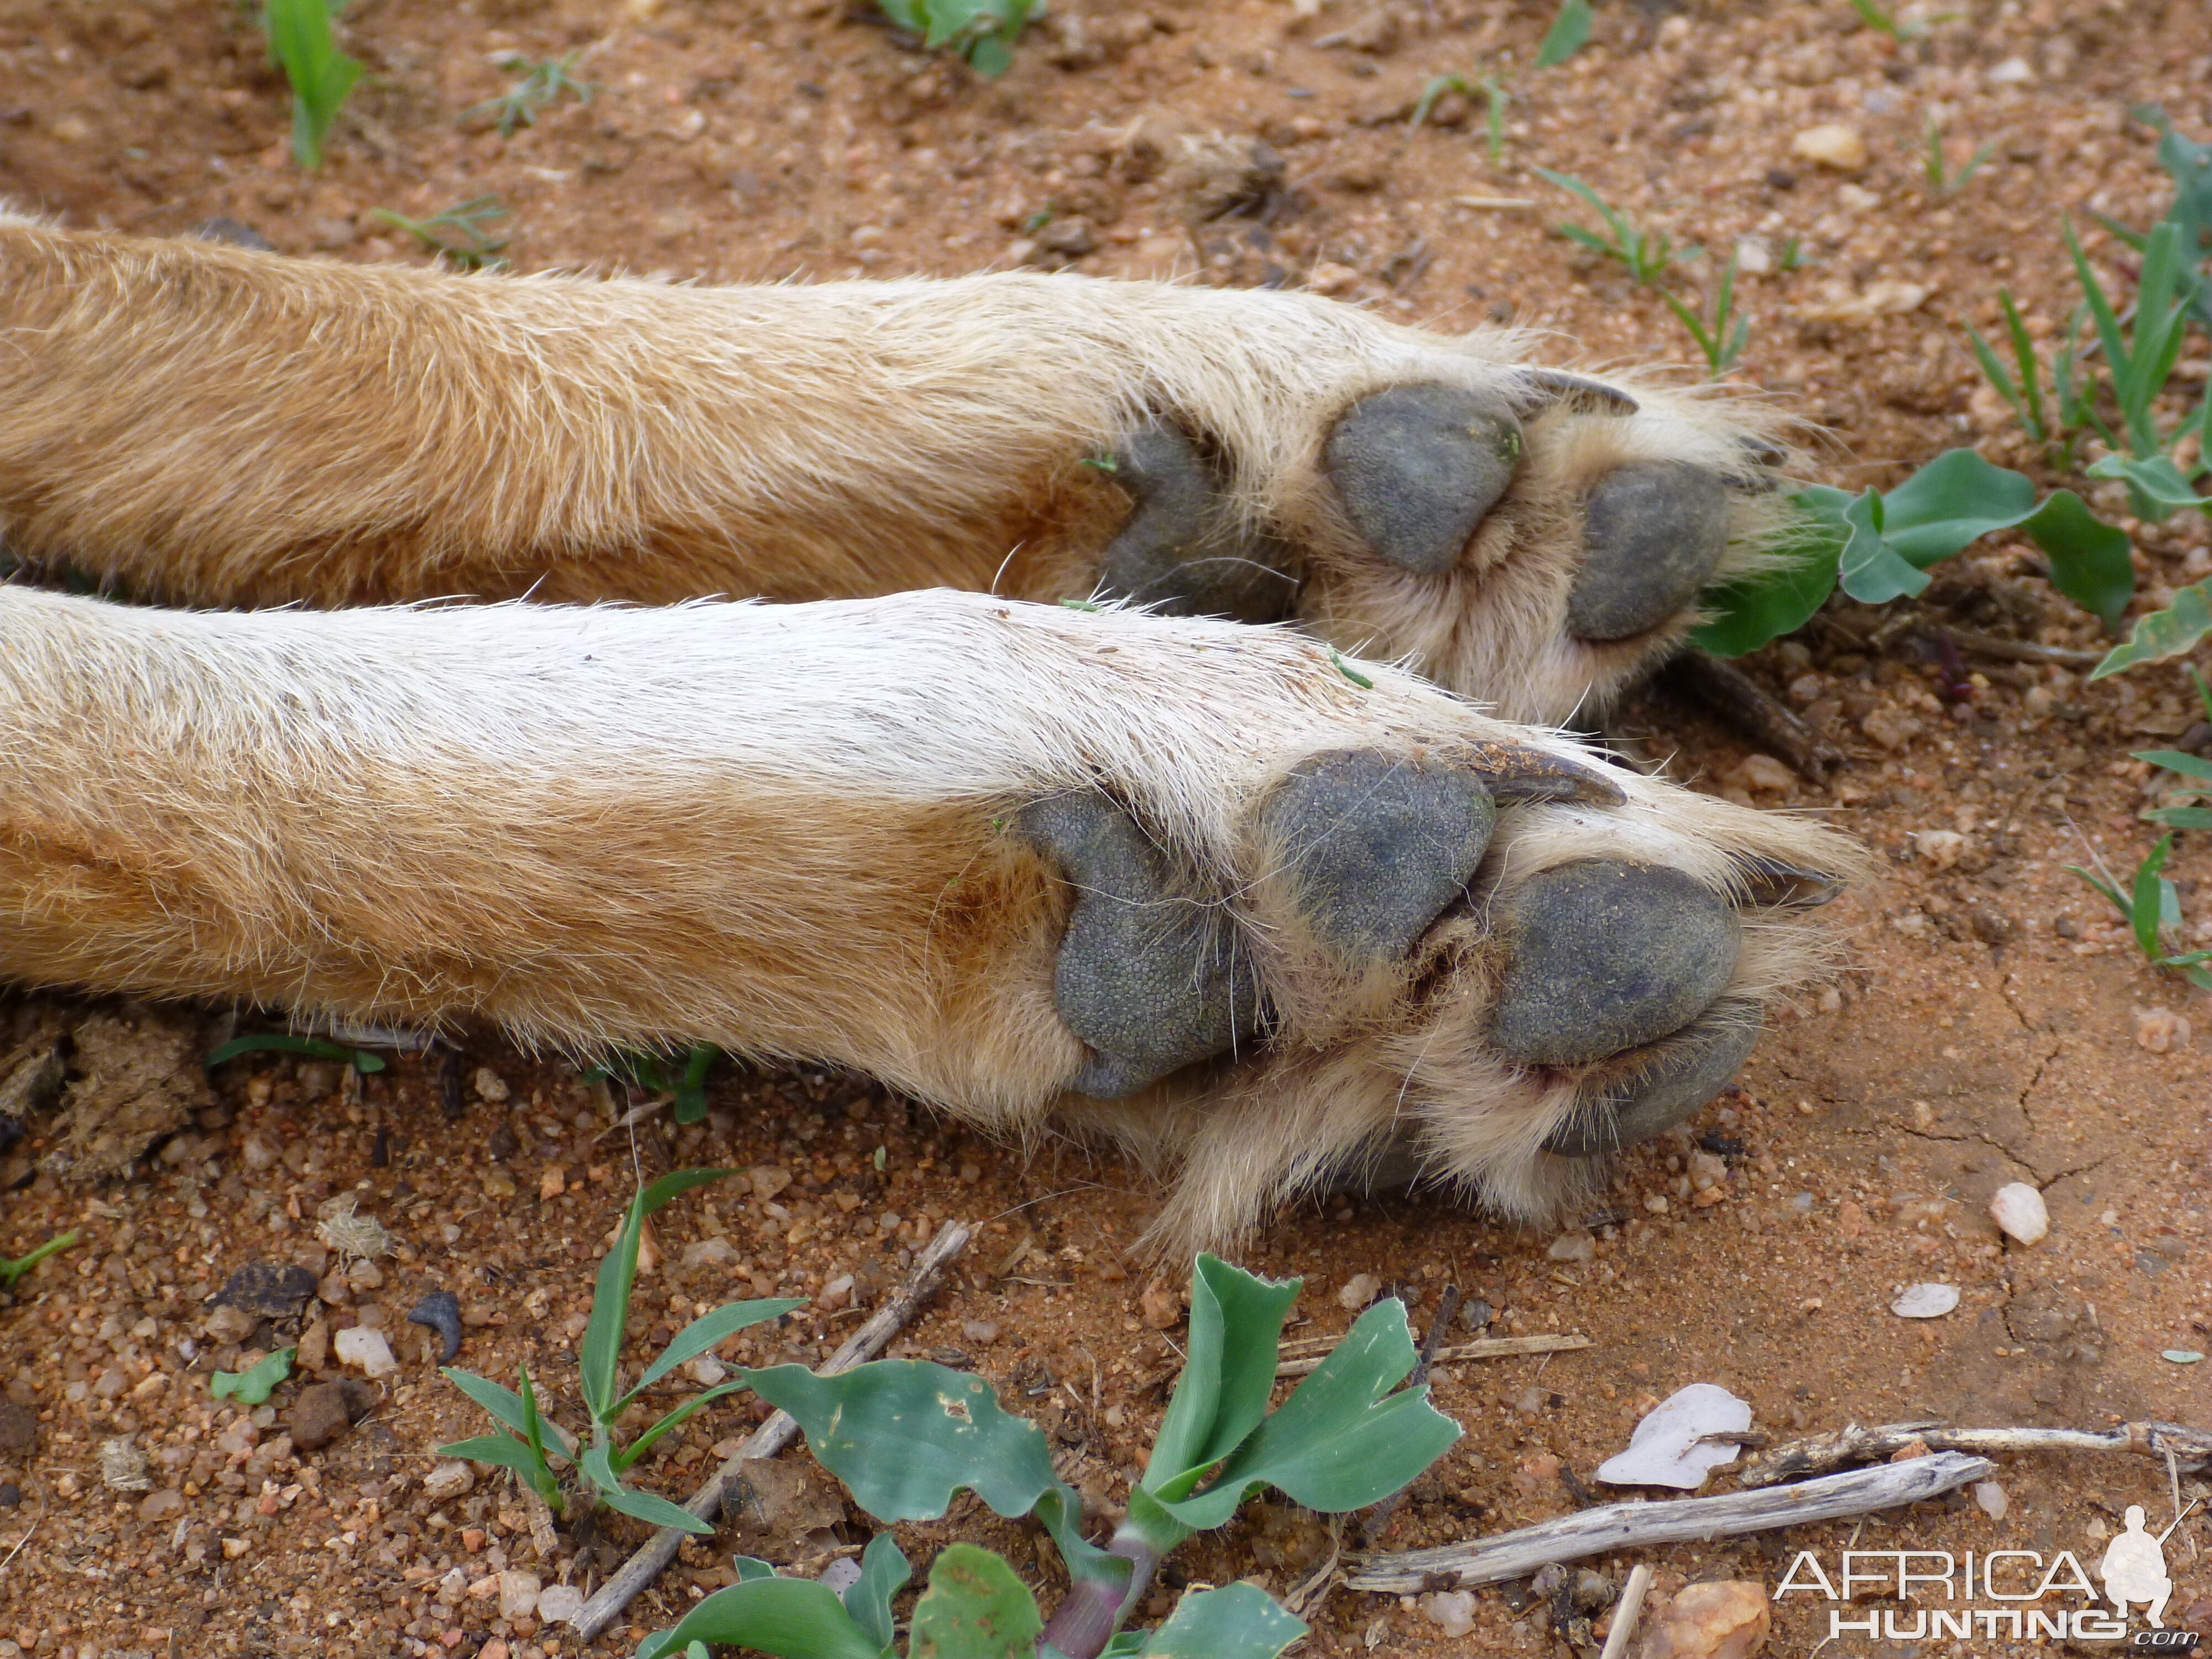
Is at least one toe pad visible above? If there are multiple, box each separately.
[1565,461,1733,641]
[1543,1010,1761,1156]
[1326,383,1524,576]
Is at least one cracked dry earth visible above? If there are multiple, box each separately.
[2,0,2212,1655]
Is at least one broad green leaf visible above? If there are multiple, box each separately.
[1135,1583,1309,1659]
[612,1380,755,1472]
[211,1347,296,1405]
[1876,448,2036,564]
[843,1532,911,1652]
[907,1543,1044,1659]
[627,1297,804,1402]
[1836,488,1928,604]
[736,1554,778,1580]
[1035,1481,1131,1598]
[434,1433,558,1500]
[2022,489,2136,626]
[2131,837,2176,959]
[2136,750,2212,783]
[1533,0,1591,67]
[2093,577,2212,679]
[2148,806,2212,830]
[2087,453,2209,516]
[1689,495,1844,656]
[582,1443,713,1534]
[582,1169,738,1421]
[1145,1256,1302,1496]
[1151,1298,1461,1530]
[637,1576,885,1659]
[743,1360,1061,1524]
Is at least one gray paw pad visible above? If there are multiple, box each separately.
[1563,461,1733,641]
[1489,859,1740,1067]
[1096,425,1301,624]
[1018,794,1262,1099]
[1542,1009,1761,1156]
[1324,383,1524,576]
[1260,750,1497,963]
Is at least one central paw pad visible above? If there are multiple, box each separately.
[1564,461,1734,641]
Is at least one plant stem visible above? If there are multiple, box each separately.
[1038,1530,1165,1659]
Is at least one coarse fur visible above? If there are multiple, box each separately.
[0,216,1793,725]
[0,212,1858,1254]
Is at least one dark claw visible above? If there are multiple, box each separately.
[1325,383,1524,576]
[1563,461,1733,642]
[1490,859,1741,1067]
[1019,794,1262,1098]
[1437,738,1626,808]
[1095,425,1302,624]
[1261,750,1499,963]
[1543,1009,1762,1156]
[1731,854,1846,908]
[1516,368,1640,416]
[408,1289,465,1363]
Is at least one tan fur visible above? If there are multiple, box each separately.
[0,219,1790,724]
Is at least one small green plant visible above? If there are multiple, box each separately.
[437,1168,802,1531]
[2071,217,2209,520]
[1662,249,1750,378]
[1919,113,1994,197]
[1846,0,1953,40]
[1533,0,1592,67]
[264,0,363,171]
[207,1031,386,1074]
[1409,71,1509,163]
[586,1042,719,1124]
[2068,836,2212,989]
[639,1255,1460,1659]
[1533,168,1690,286]
[1964,291,2094,466]
[0,1230,78,1290]
[875,0,1040,76]
[212,1347,296,1405]
[373,196,512,271]
[466,51,594,139]
[2094,578,2212,680]
[1693,449,2134,657]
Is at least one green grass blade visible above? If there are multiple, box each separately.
[0,1229,79,1288]
[580,1190,648,1424]
[583,1443,714,1533]
[2147,806,2212,830]
[1533,0,1592,67]
[1998,292,2049,440]
[442,1367,538,1442]
[2133,750,2212,784]
[611,1381,755,1473]
[628,1297,805,1402]
[2131,838,2174,959]
[2066,864,2128,913]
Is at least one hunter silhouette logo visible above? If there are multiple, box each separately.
[2104,1501,2200,1630]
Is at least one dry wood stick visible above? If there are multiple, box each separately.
[1597,1562,1652,1659]
[1345,1452,1991,1593]
[1275,1332,1589,1378]
[1661,649,1848,778]
[1739,1417,2212,1488]
[570,1220,973,1641]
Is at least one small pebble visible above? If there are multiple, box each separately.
[818,1273,854,1311]
[2136,1005,2193,1053]
[1637,1579,1770,1659]
[333,1326,398,1378]
[535,1584,584,1625]
[1974,1480,2008,1520]
[408,1290,465,1362]
[1733,754,1794,795]
[1547,1230,1597,1263]
[539,1166,566,1201]
[1596,1384,1751,1489]
[0,1484,19,1508]
[1987,1183,2049,1246]
[1418,1590,1476,1636]
[684,1355,727,1386]
[296,1317,330,1372]
[422,1460,475,1500]
[138,1487,186,1522]
[286,1381,356,1452]
[818,1558,864,1596]
[1337,1272,1383,1311]
[473,1067,510,1104]
[961,1319,1000,1344]
[1791,123,1867,171]
[1890,1282,1959,1319]
[1912,830,1967,868]
[680,1236,740,1270]
[1140,1279,1182,1329]
[497,1571,542,1620]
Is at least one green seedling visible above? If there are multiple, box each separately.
[2094,577,2212,680]
[1964,291,2094,465]
[212,1347,296,1406]
[1779,234,1811,272]
[1533,0,1591,68]
[1693,448,2134,658]
[438,1168,802,1531]
[1329,646,1375,690]
[373,196,512,271]
[1411,74,1508,164]
[207,1032,385,1074]
[1846,0,1953,40]
[2069,219,2203,510]
[875,0,1040,76]
[2132,106,2212,326]
[639,1255,1460,1659]
[1662,249,1750,378]
[586,1042,719,1124]
[466,51,594,139]
[264,0,363,171]
[2068,835,2212,990]
[0,1230,78,1290]
[1919,114,1994,198]
[1533,168,1690,286]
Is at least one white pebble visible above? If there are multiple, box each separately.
[497,1570,541,1621]
[1417,1590,1476,1636]
[1791,122,1868,171]
[1338,1272,1383,1311]
[535,1583,585,1625]
[1974,1480,2008,1520]
[1546,1230,1596,1263]
[683,1355,727,1386]
[472,1066,510,1103]
[332,1326,397,1377]
[1891,1282,1960,1319]
[1987,1182,2048,1246]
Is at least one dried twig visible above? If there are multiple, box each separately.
[1276,1332,1589,1378]
[1597,1562,1652,1659]
[1740,1417,2212,1488]
[1661,649,1848,778]
[569,1220,974,1641]
[1346,1452,1991,1592]
[1928,623,2103,668]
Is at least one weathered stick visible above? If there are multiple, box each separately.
[1346,1453,1991,1593]
[570,1220,974,1641]
[1934,624,2103,669]
[1597,1562,1652,1659]
[1661,650,1848,779]
[1276,1332,1589,1379]
[1740,1418,2212,1488]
